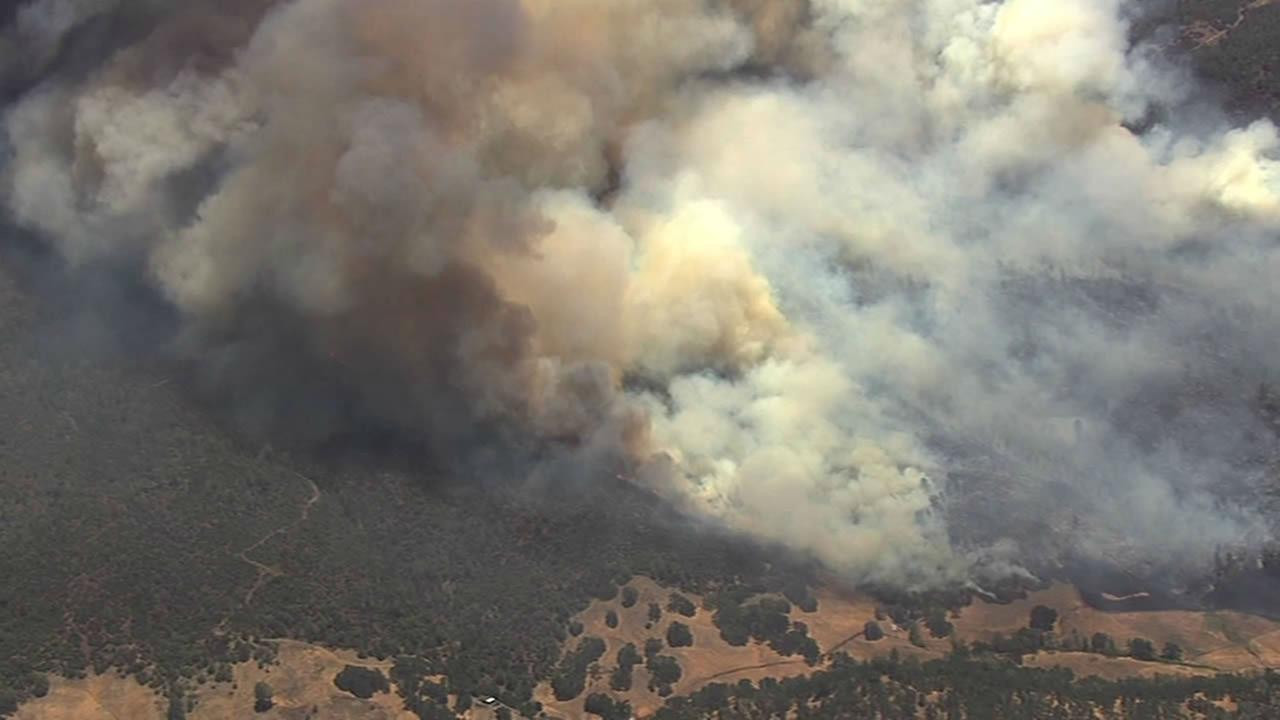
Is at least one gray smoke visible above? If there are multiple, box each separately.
[3,0,1279,588]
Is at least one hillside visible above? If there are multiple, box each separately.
[1172,0,1280,120]
[0,258,803,718]
[7,244,1280,717]
[11,573,1280,719]
[5,1,1280,719]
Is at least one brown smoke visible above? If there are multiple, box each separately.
[4,0,1280,587]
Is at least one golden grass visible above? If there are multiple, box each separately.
[14,640,415,720]
[953,583,1280,673]
[19,580,1280,719]
[13,673,166,720]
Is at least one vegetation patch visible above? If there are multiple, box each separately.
[334,665,390,699]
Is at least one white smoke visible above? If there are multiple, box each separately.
[4,0,1280,586]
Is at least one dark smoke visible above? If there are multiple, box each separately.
[2,0,1280,590]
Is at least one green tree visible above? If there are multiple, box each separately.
[667,593,697,617]
[667,621,694,648]
[334,665,390,699]
[585,692,633,720]
[783,580,818,613]
[609,664,634,692]
[1162,642,1184,662]
[1061,630,1086,651]
[909,622,926,648]
[611,642,642,691]
[605,609,619,629]
[1029,605,1058,632]
[166,695,187,720]
[1128,638,1156,661]
[617,643,640,667]
[1090,632,1116,655]
[648,603,663,624]
[647,655,682,691]
[644,638,664,660]
[864,620,885,642]
[925,610,954,638]
[621,586,639,608]
[29,674,49,699]
[551,636,606,701]
[253,682,274,713]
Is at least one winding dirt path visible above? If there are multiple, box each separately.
[1183,0,1278,49]
[238,471,321,607]
[825,629,868,657]
[688,658,808,686]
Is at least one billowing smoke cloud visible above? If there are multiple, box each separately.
[4,0,1280,587]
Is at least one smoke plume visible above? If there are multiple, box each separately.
[3,0,1280,587]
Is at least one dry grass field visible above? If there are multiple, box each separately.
[951,583,1280,674]
[533,576,814,719]
[15,641,415,720]
[533,578,1280,718]
[16,577,1280,719]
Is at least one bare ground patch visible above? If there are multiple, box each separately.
[13,673,167,720]
[802,584,946,660]
[190,640,412,720]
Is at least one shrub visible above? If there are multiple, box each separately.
[667,593,697,617]
[1129,638,1157,661]
[1029,605,1058,632]
[584,692,633,720]
[925,611,954,638]
[253,682,273,713]
[334,665,390,699]
[667,621,694,648]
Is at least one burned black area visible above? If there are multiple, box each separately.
[1058,556,1203,612]
[1205,568,1280,618]
[1054,551,1280,618]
